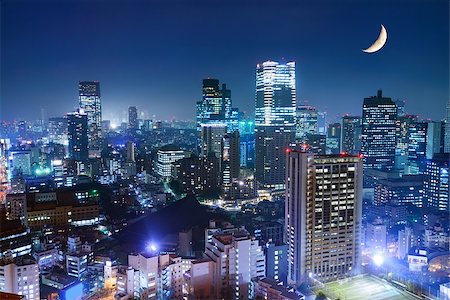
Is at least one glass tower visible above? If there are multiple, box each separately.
[255,61,296,188]
[79,81,102,156]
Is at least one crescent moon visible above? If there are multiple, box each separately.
[363,24,388,53]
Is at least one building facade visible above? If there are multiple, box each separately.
[255,61,296,188]
[361,90,397,171]
[78,81,102,156]
[285,152,363,285]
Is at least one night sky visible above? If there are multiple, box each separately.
[1,0,448,123]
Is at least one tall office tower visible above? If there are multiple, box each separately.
[445,98,450,153]
[396,114,418,172]
[128,106,138,130]
[197,79,239,154]
[239,121,255,168]
[78,81,102,156]
[48,117,68,145]
[424,153,449,211]
[197,79,227,125]
[341,116,362,155]
[305,134,326,155]
[395,99,406,117]
[317,111,327,135]
[295,105,318,141]
[285,151,363,285]
[197,79,233,127]
[407,121,428,174]
[0,256,40,300]
[126,141,135,162]
[200,123,227,158]
[361,90,397,170]
[255,60,296,188]
[67,110,89,161]
[426,121,445,159]
[326,122,341,154]
[222,131,240,184]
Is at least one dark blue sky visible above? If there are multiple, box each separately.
[1,0,448,123]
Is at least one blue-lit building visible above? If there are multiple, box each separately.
[265,243,288,285]
[255,60,296,188]
[239,121,255,168]
[374,175,424,207]
[407,121,428,174]
[341,115,361,155]
[424,154,449,211]
[67,110,88,161]
[79,81,102,156]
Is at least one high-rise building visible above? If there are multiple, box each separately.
[295,105,318,141]
[155,145,187,179]
[305,134,326,155]
[200,123,227,158]
[78,81,102,156]
[397,227,413,259]
[67,110,88,161]
[221,131,240,184]
[255,61,296,188]
[407,121,428,174]
[424,153,449,211]
[341,116,361,155]
[361,90,397,170]
[117,252,184,299]
[47,117,68,146]
[0,256,40,300]
[285,152,363,285]
[326,122,341,154]
[239,121,255,168]
[317,111,327,135]
[196,79,240,158]
[203,231,266,299]
[395,99,406,117]
[128,106,138,130]
[396,115,418,172]
[426,121,445,159]
[374,175,424,207]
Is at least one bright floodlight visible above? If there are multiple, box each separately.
[373,254,384,266]
[147,243,157,252]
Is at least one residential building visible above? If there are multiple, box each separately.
[285,152,363,285]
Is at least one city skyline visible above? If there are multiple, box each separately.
[1,0,448,121]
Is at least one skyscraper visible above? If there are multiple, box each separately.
[361,90,397,170]
[67,110,88,161]
[255,60,296,188]
[200,123,227,158]
[79,81,102,156]
[424,153,449,211]
[285,151,363,285]
[426,121,445,159]
[222,131,240,184]
[128,106,138,130]
[295,105,318,141]
[48,117,68,146]
[197,79,240,153]
[326,122,341,154]
[407,121,428,174]
[341,116,361,155]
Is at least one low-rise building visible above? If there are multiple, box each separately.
[0,256,40,300]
